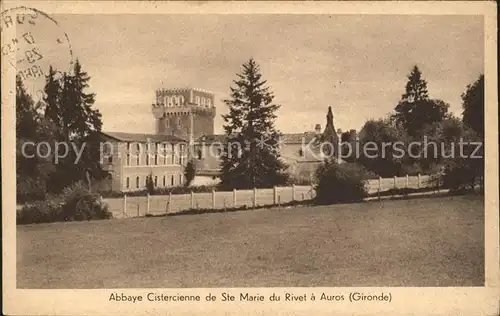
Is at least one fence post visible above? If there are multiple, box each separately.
[212,189,216,209]
[393,176,397,189]
[417,173,421,188]
[233,189,237,207]
[378,177,382,201]
[123,194,127,217]
[253,187,257,207]
[292,184,296,201]
[190,191,194,209]
[146,193,150,215]
[273,186,278,205]
[405,174,409,189]
[167,192,172,213]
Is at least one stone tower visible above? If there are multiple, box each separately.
[151,88,216,143]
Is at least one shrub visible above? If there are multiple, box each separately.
[17,181,112,224]
[17,200,63,224]
[184,160,196,186]
[62,192,112,221]
[146,174,155,195]
[314,160,370,204]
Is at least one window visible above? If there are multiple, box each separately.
[197,149,202,160]
[173,96,178,105]
[108,156,113,164]
[163,175,166,187]
[136,176,140,189]
[195,96,200,105]
[179,144,184,164]
[136,143,141,165]
[177,117,181,127]
[179,174,183,185]
[201,98,205,107]
[171,144,175,164]
[165,118,170,128]
[179,95,185,105]
[298,149,304,157]
[126,142,131,166]
[154,143,159,165]
[126,177,130,189]
[154,176,158,187]
[171,175,174,186]
[206,99,211,107]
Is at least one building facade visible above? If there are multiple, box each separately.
[99,88,340,191]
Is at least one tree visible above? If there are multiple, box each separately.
[357,118,408,177]
[340,129,357,162]
[393,65,449,137]
[16,76,57,202]
[220,58,288,189]
[43,60,105,192]
[184,160,196,186]
[146,173,155,194]
[462,74,484,138]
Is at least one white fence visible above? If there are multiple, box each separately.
[103,174,438,218]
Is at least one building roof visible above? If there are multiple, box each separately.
[195,132,320,145]
[101,131,187,143]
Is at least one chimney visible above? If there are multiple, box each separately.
[314,124,322,134]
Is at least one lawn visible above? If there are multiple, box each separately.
[17,195,484,288]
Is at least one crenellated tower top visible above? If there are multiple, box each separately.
[152,87,216,141]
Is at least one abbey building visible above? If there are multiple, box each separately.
[99,87,340,192]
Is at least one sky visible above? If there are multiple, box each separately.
[35,14,484,134]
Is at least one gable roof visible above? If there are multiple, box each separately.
[195,132,319,145]
[100,131,187,143]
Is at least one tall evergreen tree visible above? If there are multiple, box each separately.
[220,58,288,189]
[393,65,448,137]
[462,74,484,138]
[43,60,105,192]
[16,76,57,201]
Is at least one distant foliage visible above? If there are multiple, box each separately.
[184,160,196,186]
[98,185,220,198]
[146,174,155,195]
[314,160,371,205]
[462,74,484,138]
[392,65,449,137]
[17,181,112,224]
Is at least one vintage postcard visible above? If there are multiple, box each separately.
[2,1,498,315]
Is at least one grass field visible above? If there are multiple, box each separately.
[17,195,484,288]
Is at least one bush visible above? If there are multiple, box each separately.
[17,200,63,224]
[314,160,370,205]
[17,181,112,224]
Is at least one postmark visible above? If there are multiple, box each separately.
[1,6,73,101]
